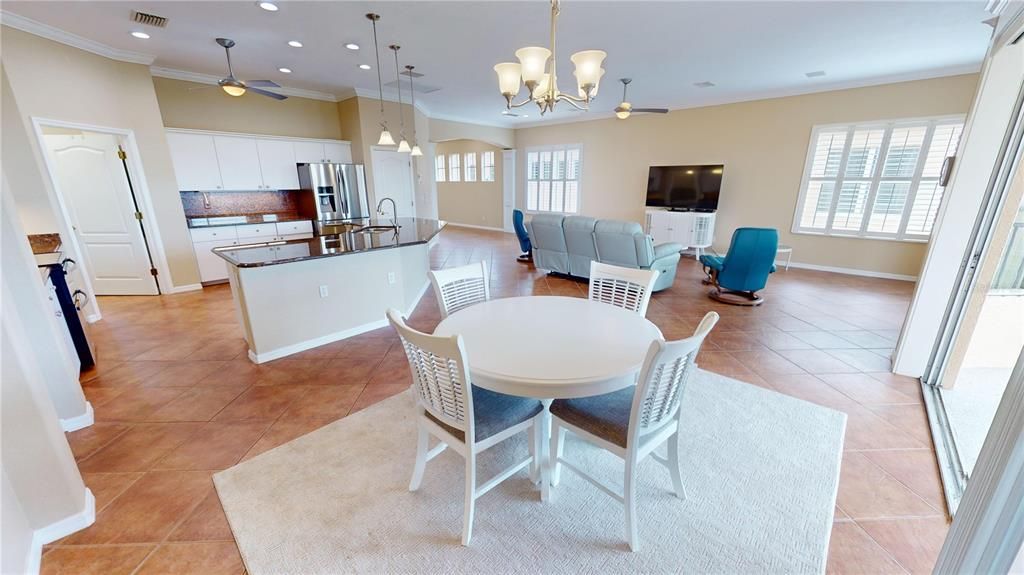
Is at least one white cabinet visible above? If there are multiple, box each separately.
[194,239,238,283]
[213,136,263,191]
[256,139,300,190]
[275,220,313,237]
[645,210,716,257]
[191,221,313,284]
[294,141,352,164]
[166,132,223,191]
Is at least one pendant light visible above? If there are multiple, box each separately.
[366,14,394,146]
[406,65,423,157]
[390,45,411,153]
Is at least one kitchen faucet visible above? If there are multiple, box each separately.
[376,197,398,227]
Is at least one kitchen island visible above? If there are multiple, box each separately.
[214,217,444,363]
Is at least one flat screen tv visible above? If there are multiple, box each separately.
[646,165,723,211]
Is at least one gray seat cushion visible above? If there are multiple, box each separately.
[549,386,635,448]
[426,386,543,442]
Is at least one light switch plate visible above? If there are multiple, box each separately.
[319,285,329,298]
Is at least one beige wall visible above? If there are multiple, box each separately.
[1,26,200,287]
[435,139,504,228]
[153,77,342,139]
[515,74,980,277]
[430,118,515,149]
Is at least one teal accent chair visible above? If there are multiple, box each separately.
[698,228,778,306]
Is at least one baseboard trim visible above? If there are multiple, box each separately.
[774,259,917,282]
[168,283,203,294]
[27,489,95,574]
[85,313,102,324]
[442,222,512,233]
[60,401,93,432]
[247,280,431,364]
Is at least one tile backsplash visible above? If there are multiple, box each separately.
[180,190,300,217]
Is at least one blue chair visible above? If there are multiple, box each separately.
[513,209,532,263]
[698,228,779,306]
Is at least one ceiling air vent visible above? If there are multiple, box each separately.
[132,11,168,28]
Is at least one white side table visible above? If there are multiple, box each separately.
[777,245,794,270]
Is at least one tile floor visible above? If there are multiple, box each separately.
[44,227,949,574]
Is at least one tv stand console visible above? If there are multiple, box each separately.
[645,209,716,259]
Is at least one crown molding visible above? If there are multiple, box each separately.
[513,64,983,129]
[149,67,341,102]
[0,10,155,65]
[340,87,433,118]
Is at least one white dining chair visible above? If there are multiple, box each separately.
[429,261,490,319]
[588,261,659,316]
[548,311,720,552]
[386,309,543,546]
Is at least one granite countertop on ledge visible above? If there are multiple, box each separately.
[28,233,62,255]
[213,218,446,267]
[187,213,312,229]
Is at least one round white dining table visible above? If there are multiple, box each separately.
[434,295,663,501]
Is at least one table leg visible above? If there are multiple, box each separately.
[540,399,552,502]
[786,250,793,271]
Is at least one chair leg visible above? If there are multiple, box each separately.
[667,432,687,500]
[409,425,429,492]
[462,452,477,546]
[624,454,640,552]
[551,426,566,487]
[528,421,540,484]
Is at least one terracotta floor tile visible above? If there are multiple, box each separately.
[351,383,409,413]
[153,421,272,470]
[819,373,921,405]
[366,347,413,386]
[761,374,859,410]
[862,450,947,514]
[280,385,364,419]
[757,327,817,351]
[136,541,243,575]
[843,406,928,451]
[866,372,924,401]
[776,349,860,374]
[837,453,943,520]
[93,387,187,422]
[866,404,933,446]
[826,348,894,372]
[199,360,264,387]
[704,331,769,351]
[731,349,807,377]
[185,338,249,361]
[81,386,127,408]
[213,386,308,421]
[82,472,144,512]
[78,423,204,473]
[332,337,395,361]
[253,359,323,386]
[138,360,231,388]
[85,361,171,388]
[858,518,949,574]
[832,330,897,349]
[169,489,234,542]
[66,423,131,461]
[318,358,381,386]
[147,386,250,422]
[65,470,212,544]
[789,330,862,350]
[826,522,907,574]
[240,417,337,462]
[40,545,155,575]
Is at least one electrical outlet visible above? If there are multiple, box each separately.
[319,285,329,298]
[387,272,396,285]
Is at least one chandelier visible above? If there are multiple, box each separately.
[493,0,606,115]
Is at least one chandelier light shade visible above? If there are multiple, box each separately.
[494,0,605,115]
[410,144,423,157]
[377,129,396,146]
[397,139,412,153]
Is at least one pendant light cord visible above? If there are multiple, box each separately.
[392,46,405,138]
[369,14,386,125]
[407,66,417,144]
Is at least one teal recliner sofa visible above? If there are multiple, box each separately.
[699,227,779,306]
[526,214,682,292]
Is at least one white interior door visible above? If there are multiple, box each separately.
[370,148,415,219]
[46,133,158,295]
[503,149,516,231]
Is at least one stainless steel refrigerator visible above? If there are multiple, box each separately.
[297,163,370,227]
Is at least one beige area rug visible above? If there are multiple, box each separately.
[214,370,846,574]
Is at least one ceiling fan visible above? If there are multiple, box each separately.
[614,78,667,119]
[212,38,287,100]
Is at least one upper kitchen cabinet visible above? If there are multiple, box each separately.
[166,132,223,191]
[256,139,300,190]
[213,136,263,190]
[294,141,352,164]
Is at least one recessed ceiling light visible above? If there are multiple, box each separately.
[288,40,303,48]
[258,2,278,11]
[345,43,360,50]
[805,70,827,78]
[693,81,715,88]
[359,64,371,70]
[131,31,150,39]
[278,67,292,73]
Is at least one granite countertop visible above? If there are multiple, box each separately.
[213,218,446,268]
[187,213,312,229]
[28,233,62,254]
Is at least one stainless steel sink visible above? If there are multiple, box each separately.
[354,225,399,234]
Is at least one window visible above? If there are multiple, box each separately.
[482,151,496,182]
[434,155,446,183]
[794,116,964,241]
[526,145,582,213]
[464,152,477,182]
[448,153,461,182]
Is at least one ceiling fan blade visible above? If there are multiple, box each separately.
[632,108,669,114]
[248,87,288,100]
[245,80,281,88]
